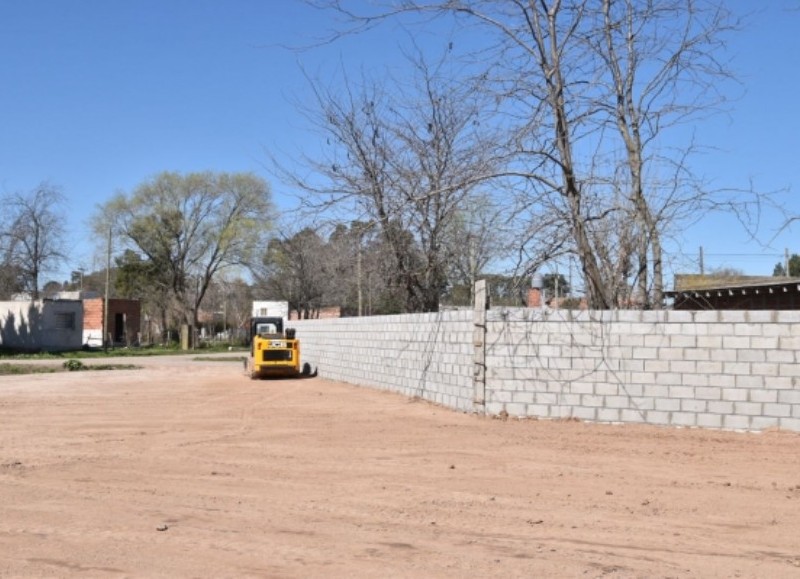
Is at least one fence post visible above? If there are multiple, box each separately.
[473,280,488,412]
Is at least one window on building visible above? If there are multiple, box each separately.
[54,312,76,330]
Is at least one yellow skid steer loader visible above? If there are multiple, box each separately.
[245,316,316,379]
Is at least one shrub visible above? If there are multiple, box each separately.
[63,359,84,371]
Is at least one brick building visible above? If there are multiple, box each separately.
[83,298,141,347]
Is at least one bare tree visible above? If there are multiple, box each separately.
[277,48,499,312]
[0,183,67,299]
[310,0,748,309]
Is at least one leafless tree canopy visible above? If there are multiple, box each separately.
[298,0,754,309]
[277,49,504,312]
[0,183,67,300]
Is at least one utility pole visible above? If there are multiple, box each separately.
[103,228,111,352]
[786,248,790,276]
[699,246,704,275]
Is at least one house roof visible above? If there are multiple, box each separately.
[666,274,800,297]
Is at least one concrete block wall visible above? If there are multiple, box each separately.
[485,309,800,431]
[293,310,475,412]
[294,308,800,433]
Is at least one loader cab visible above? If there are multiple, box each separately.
[250,316,284,339]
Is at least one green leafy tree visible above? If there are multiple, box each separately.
[774,254,800,277]
[96,171,273,329]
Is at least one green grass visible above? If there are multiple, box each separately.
[0,361,141,376]
[0,363,58,375]
[192,356,247,362]
[0,344,248,360]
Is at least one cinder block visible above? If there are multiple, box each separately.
[666,311,694,323]
[778,390,800,404]
[683,374,709,387]
[644,360,670,373]
[620,383,645,397]
[734,401,763,416]
[763,403,791,417]
[762,324,791,337]
[778,417,800,432]
[683,349,711,361]
[723,362,750,375]
[572,406,597,421]
[489,391,514,403]
[656,373,682,386]
[671,412,698,427]
[697,336,722,350]
[656,398,680,411]
[708,400,735,414]
[738,349,767,363]
[779,364,800,377]
[775,311,800,323]
[512,391,536,404]
[749,389,778,403]
[605,395,630,408]
[620,409,647,423]
[721,388,748,402]
[594,383,619,396]
[723,415,750,430]
[643,384,669,397]
[485,402,505,415]
[526,404,551,418]
[504,402,528,417]
[767,376,796,390]
[697,413,723,428]
[719,311,747,323]
[628,396,655,410]
[658,349,686,361]
[750,416,780,431]
[621,359,645,372]
[779,336,800,350]
[597,408,621,423]
[694,310,719,323]
[670,335,697,348]
[710,349,737,362]
[696,386,722,400]
[632,347,658,360]
[669,385,694,398]
[681,323,708,336]
[751,363,779,377]
[722,336,750,349]
[734,323,763,337]
[766,349,795,363]
[750,337,780,350]
[696,362,723,375]
[646,410,671,425]
[707,323,734,336]
[681,399,707,413]
[644,335,669,348]
[582,394,604,407]
[670,360,696,374]
[535,392,560,405]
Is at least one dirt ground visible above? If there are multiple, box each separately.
[1,355,800,578]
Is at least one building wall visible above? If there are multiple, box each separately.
[0,300,83,352]
[294,308,800,433]
[83,298,141,346]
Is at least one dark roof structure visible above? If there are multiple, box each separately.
[666,275,800,310]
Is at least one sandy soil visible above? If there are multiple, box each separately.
[1,354,800,578]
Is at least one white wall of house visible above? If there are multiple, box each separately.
[0,300,84,352]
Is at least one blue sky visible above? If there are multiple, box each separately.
[0,0,798,284]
